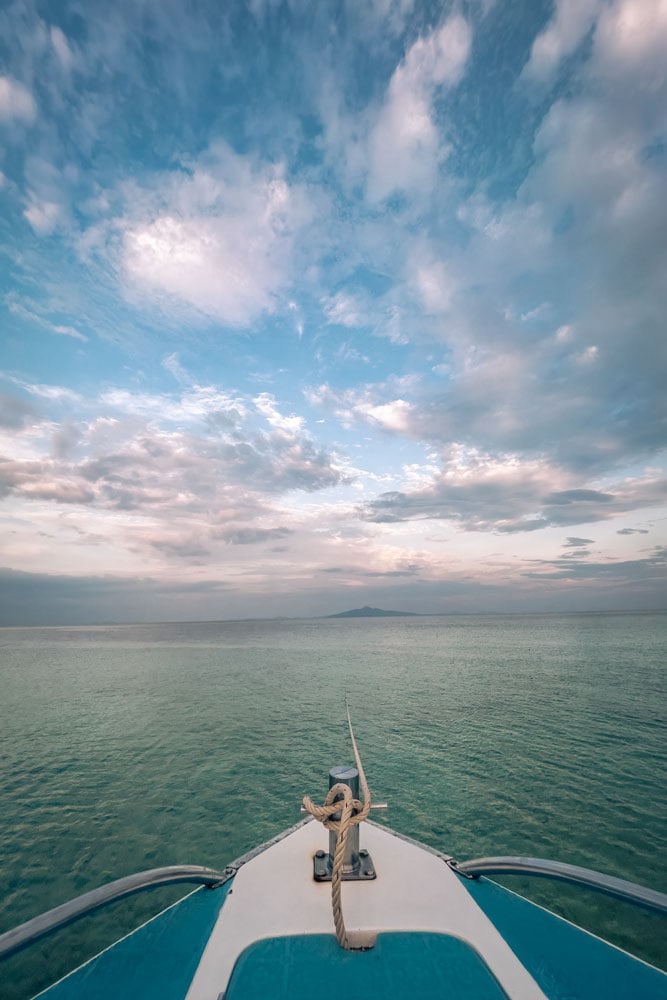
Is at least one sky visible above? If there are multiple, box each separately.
[0,0,666,625]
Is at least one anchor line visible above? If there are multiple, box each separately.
[302,699,372,950]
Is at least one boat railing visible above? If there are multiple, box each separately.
[2,848,666,964]
[0,864,231,961]
[448,856,667,914]
[0,817,312,962]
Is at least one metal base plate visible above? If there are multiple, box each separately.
[313,849,377,882]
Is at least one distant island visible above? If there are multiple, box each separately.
[326,606,421,618]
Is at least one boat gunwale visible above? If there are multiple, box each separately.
[0,818,312,961]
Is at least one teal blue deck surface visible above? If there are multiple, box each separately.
[30,872,667,1000]
[464,876,667,1000]
[36,879,232,999]
[225,932,509,999]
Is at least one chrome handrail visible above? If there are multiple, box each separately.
[0,818,312,962]
[449,856,667,914]
[0,865,230,960]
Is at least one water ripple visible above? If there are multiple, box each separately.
[0,612,665,998]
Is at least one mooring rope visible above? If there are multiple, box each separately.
[302,700,372,950]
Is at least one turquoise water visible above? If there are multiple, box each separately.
[0,612,665,998]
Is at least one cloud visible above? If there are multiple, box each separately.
[0,464,95,504]
[306,379,419,434]
[254,393,304,434]
[523,546,667,585]
[413,253,459,315]
[361,454,556,530]
[98,385,245,425]
[0,383,349,571]
[162,353,190,383]
[334,0,663,486]
[351,399,414,434]
[23,198,63,235]
[17,380,82,404]
[563,536,595,547]
[78,426,341,507]
[322,292,367,328]
[20,156,72,235]
[0,393,39,429]
[116,145,315,327]
[5,295,88,340]
[367,14,472,201]
[50,26,73,70]
[318,12,472,205]
[142,531,216,560]
[593,0,667,85]
[364,563,423,578]
[617,527,649,535]
[0,74,36,123]
[361,454,667,534]
[544,490,613,505]
[52,324,87,342]
[340,4,667,480]
[222,527,292,545]
[52,421,82,459]
[523,0,600,80]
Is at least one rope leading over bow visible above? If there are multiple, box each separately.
[302,699,373,950]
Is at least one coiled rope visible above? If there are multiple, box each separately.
[302,701,372,950]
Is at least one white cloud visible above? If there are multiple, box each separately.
[366,14,472,201]
[254,393,305,434]
[162,353,190,382]
[5,296,87,341]
[0,75,37,124]
[576,345,599,364]
[99,385,246,425]
[53,324,87,342]
[18,380,83,404]
[306,377,421,436]
[123,213,271,325]
[368,78,438,202]
[355,399,414,433]
[50,26,73,70]
[413,254,458,314]
[20,157,71,236]
[402,461,440,489]
[322,292,366,327]
[24,195,62,235]
[119,146,314,326]
[287,300,304,337]
[524,0,601,80]
[401,13,472,89]
[524,0,667,98]
[593,0,667,78]
[326,389,415,434]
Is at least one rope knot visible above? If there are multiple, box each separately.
[302,782,371,830]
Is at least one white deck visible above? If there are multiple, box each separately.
[185,819,548,1000]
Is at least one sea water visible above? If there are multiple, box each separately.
[0,612,665,998]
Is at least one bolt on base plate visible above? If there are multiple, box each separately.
[313,848,377,881]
